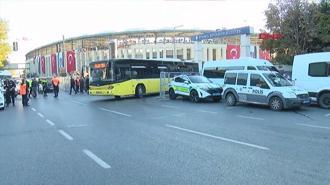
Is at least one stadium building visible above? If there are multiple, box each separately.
[25,27,268,77]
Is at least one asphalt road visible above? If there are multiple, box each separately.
[0,92,329,185]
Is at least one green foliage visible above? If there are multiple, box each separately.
[0,19,11,69]
[262,0,330,64]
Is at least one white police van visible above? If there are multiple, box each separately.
[168,75,223,103]
[292,52,330,108]
[222,70,310,111]
[203,57,278,86]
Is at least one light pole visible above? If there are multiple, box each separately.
[173,25,183,59]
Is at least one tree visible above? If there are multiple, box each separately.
[0,19,11,69]
[262,0,329,64]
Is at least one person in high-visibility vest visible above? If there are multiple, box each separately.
[20,79,29,106]
[51,75,60,98]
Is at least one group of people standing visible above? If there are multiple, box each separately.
[69,75,89,95]
[2,75,60,107]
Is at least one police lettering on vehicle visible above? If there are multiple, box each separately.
[252,89,263,95]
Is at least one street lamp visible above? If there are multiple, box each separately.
[173,25,183,59]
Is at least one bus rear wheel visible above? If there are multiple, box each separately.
[135,84,145,98]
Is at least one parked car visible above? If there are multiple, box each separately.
[203,57,278,86]
[168,75,223,102]
[292,52,330,109]
[222,70,310,111]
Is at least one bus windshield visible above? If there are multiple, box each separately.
[90,62,112,82]
[189,76,211,83]
[263,73,292,87]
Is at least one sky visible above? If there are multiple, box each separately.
[0,0,273,63]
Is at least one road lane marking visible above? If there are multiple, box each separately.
[83,149,111,169]
[31,108,37,112]
[325,114,330,117]
[58,130,73,141]
[67,124,88,128]
[237,115,264,121]
[71,100,87,106]
[37,113,44,118]
[161,105,177,109]
[199,110,218,114]
[99,107,132,117]
[166,124,270,151]
[296,123,330,130]
[46,119,55,126]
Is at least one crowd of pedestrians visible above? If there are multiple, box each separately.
[1,74,90,109]
[69,75,89,95]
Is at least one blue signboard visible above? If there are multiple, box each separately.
[192,26,252,41]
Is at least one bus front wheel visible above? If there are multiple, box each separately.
[135,84,145,98]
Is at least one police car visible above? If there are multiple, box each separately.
[168,75,223,102]
[222,70,310,111]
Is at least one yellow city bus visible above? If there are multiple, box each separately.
[89,59,199,98]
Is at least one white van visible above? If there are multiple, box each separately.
[292,52,330,108]
[222,70,310,111]
[202,58,278,86]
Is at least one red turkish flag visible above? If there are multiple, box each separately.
[259,49,271,60]
[66,51,76,74]
[40,56,46,74]
[226,45,240,59]
[51,54,57,74]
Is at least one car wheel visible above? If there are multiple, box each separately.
[135,84,145,98]
[190,90,199,103]
[319,93,330,109]
[212,97,221,102]
[225,93,236,106]
[169,88,177,100]
[269,96,283,111]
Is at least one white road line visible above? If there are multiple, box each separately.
[83,149,111,169]
[166,124,270,151]
[237,115,264,121]
[99,107,132,117]
[31,108,37,112]
[296,123,330,130]
[325,114,330,117]
[161,105,177,109]
[71,100,87,106]
[58,130,74,141]
[67,124,88,128]
[199,110,218,114]
[46,119,55,126]
[37,113,44,118]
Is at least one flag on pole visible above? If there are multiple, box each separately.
[40,56,46,74]
[66,50,76,74]
[259,49,271,60]
[51,54,57,74]
[226,45,240,59]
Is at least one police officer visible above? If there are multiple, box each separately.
[7,79,16,106]
[52,75,60,98]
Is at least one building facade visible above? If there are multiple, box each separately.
[25,29,267,77]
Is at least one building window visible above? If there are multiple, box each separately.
[177,49,183,60]
[212,49,217,61]
[159,50,164,58]
[206,48,209,61]
[166,50,173,58]
[220,48,223,58]
[187,48,191,60]
[152,49,157,59]
[128,49,132,59]
[146,50,150,59]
